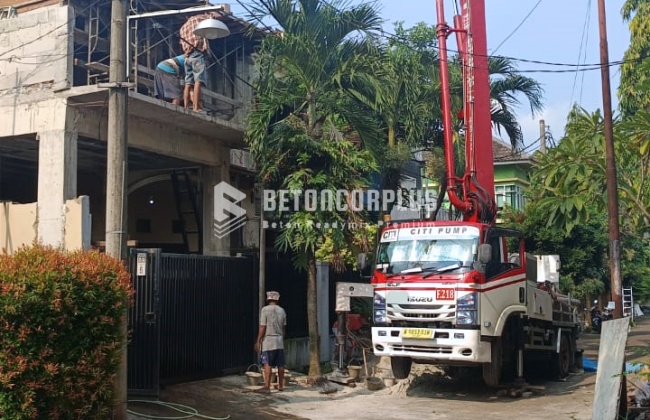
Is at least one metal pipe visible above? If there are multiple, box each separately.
[435,0,471,213]
[125,4,225,78]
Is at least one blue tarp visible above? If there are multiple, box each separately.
[626,362,643,374]
[583,357,597,372]
[582,357,644,374]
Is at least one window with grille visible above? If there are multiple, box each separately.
[495,184,525,211]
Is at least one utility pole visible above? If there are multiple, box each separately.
[258,187,266,315]
[539,119,546,154]
[106,0,129,418]
[597,0,623,320]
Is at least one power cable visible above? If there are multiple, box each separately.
[577,0,592,105]
[0,0,106,59]
[236,0,631,74]
[378,28,631,73]
[573,0,593,109]
[232,0,278,34]
[492,0,543,55]
[316,0,626,69]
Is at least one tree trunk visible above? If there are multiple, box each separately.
[306,250,321,377]
[388,124,396,148]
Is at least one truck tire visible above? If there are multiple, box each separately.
[553,334,571,379]
[482,338,503,387]
[391,356,412,379]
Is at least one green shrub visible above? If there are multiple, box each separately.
[0,245,132,419]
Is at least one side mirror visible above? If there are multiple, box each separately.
[356,253,368,272]
[478,244,492,264]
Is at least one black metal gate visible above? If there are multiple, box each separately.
[127,248,161,396]
[127,249,258,396]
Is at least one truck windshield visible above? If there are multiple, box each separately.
[377,237,478,274]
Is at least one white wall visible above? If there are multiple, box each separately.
[0,196,89,254]
[0,5,73,95]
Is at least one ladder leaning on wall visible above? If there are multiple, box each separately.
[622,287,633,321]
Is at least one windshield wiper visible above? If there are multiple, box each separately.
[422,262,462,279]
[399,266,430,274]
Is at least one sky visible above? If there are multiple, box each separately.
[226,0,631,151]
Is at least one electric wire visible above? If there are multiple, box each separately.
[377,28,630,74]
[0,0,106,60]
[577,0,592,105]
[314,0,628,70]
[1,0,632,76]
[492,0,543,55]
[570,0,592,108]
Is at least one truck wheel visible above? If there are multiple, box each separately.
[554,334,571,378]
[482,338,503,387]
[391,357,412,379]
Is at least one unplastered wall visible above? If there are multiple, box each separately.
[0,196,90,254]
[0,5,73,95]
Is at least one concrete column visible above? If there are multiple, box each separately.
[37,128,77,248]
[317,261,331,361]
[202,164,230,256]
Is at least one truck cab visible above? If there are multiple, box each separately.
[370,220,578,385]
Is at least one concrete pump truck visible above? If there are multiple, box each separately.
[368,0,581,386]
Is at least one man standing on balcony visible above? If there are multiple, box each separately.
[153,55,185,106]
[179,12,219,112]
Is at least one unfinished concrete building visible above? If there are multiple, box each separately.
[0,0,263,255]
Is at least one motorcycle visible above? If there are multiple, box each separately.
[591,303,602,333]
[590,300,613,333]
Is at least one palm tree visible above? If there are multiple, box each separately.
[487,56,544,149]
[246,0,382,378]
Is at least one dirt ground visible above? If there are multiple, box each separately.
[127,316,650,420]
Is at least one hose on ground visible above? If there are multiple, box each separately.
[127,399,231,420]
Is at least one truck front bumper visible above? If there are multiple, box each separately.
[371,327,491,363]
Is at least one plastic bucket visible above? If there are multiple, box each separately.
[366,377,383,391]
[348,365,362,380]
[245,372,262,386]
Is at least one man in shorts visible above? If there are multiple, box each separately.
[153,55,185,106]
[254,291,287,393]
[179,12,220,112]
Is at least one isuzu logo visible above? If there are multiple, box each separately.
[407,296,433,303]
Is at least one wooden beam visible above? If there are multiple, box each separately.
[73,28,110,53]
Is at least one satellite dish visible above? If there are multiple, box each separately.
[193,18,230,39]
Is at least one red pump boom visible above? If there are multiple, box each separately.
[435,0,496,224]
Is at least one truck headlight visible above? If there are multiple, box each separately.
[456,292,478,326]
[456,310,477,325]
[373,293,387,325]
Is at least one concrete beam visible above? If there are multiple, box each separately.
[72,106,223,166]
[0,97,67,138]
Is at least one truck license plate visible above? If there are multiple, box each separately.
[436,288,455,300]
[402,328,433,339]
